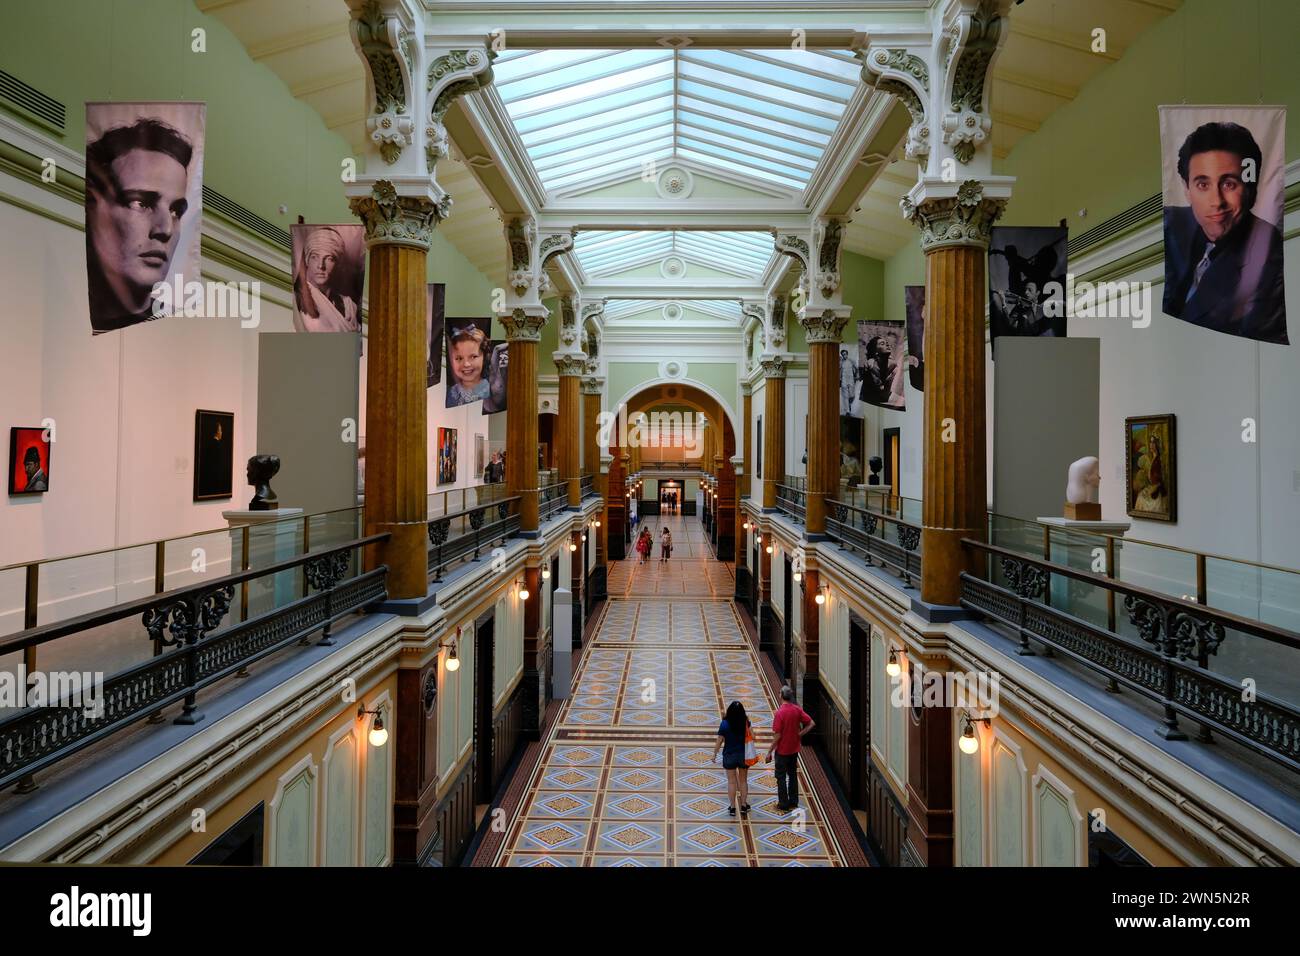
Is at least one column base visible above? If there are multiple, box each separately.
[919,525,982,607]
[368,519,430,600]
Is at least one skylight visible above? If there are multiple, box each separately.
[492,48,859,194]
[603,300,744,323]
[572,230,775,279]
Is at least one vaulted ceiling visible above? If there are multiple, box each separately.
[198,0,1182,305]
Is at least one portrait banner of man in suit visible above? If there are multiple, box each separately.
[1159,105,1287,344]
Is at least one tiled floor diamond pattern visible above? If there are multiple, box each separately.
[492,523,847,867]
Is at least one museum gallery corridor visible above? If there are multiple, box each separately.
[475,516,865,867]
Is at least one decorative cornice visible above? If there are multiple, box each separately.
[348,180,444,249]
[499,306,548,342]
[902,179,1006,252]
[581,376,605,395]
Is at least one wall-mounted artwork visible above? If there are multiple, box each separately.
[839,415,863,485]
[988,225,1067,340]
[756,415,763,480]
[856,320,906,410]
[426,283,445,387]
[85,102,206,334]
[290,224,365,333]
[904,285,925,392]
[1125,414,1176,522]
[193,410,234,501]
[1159,105,1287,344]
[446,318,506,410]
[474,433,486,480]
[8,427,50,495]
[437,427,458,485]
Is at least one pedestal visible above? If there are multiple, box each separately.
[224,508,305,620]
[1036,517,1132,536]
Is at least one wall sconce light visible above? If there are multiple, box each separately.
[358,706,388,747]
[542,566,551,580]
[444,631,461,672]
[814,586,827,605]
[755,533,761,543]
[765,544,773,554]
[569,542,578,552]
[793,570,802,584]
[959,711,990,755]
[886,647,902,678]
[742,522,750,531]
[594,520,601,528]
[518,582,531,601]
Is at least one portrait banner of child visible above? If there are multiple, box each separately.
[444,317,509,412]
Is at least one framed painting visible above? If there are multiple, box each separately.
[437,427,458,485]
[474,433,486,481]
[1124,414,1176,522]
[193,410,234,501]
[9,426,51,495]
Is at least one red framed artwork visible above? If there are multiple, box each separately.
[9,427,51,496]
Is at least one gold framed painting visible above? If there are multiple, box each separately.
[1124,414,1176,522]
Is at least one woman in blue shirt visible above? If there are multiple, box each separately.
[712,700,753,816]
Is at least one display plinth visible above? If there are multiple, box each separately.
[1063,501,1101,521]
[1037,516,1132,536]
[224,508,305,618]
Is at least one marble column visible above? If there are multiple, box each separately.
[801,310,852,536]
[500,307,547,535]
[348,184,442,599]
[555,354,585,508]
[759,356,787,510]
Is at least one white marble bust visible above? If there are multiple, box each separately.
[1066,456,1101,505]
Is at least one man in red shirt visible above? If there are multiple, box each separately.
[766,685,815,811]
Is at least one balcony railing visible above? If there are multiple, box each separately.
[827,499,922,587]
[427,497,522,582]
[959,539,1300,774]
[580,474,597,499]
[775,484,806,523]
[539,481,568,522]
[0,534,388,792]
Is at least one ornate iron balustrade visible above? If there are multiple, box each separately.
[539,481,568,522]
[427,496,522,582]
[826,498,922,587]
[775,483,806,523]
[0,535,389,793]
[580,474,597,499]
[959,539,1300,774]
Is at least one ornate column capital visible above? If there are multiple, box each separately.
[859,0,1016,182]
[741,381,753,397]
[730,455,744,477]
[554,353,587,377]
[759,355,789,380]
[902,178,1011,252]
[499,305,548,342]
[798,306,854,344]
[348,180,445,249]
[599,452,614,475]
[580,376,605,395]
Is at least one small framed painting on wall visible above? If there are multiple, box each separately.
[194,410,235,501]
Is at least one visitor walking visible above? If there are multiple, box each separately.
[635,527,652,565]
[660,526,672,563]
[712,700,757,816]
[765,685,814,812]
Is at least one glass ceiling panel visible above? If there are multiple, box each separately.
[572,231,775,279]
[494,48,858,195]
[604,299,746,322]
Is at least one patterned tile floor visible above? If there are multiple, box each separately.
[486,517,852,867]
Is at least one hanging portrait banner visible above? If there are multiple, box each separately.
[904,285,925,392]
[988,226,1067,340]
[856,320,906,411]
[426,283,445,387]
[484,340,508,414]
[85,102,206,334]
[838,341,861,419]
[290,224,366,332]
[1159,105,1287,344]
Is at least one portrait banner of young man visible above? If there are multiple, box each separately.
[988,225,1067,342]
[1159,105,1288,344]
[856,320,907,411]
[84,102,206,334]
[289,224,366,333]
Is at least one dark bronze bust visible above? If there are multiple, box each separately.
[246,454,280,510]
[867,456,883,486]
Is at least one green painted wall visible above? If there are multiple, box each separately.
[607,362,661,404]
[996,0,1300,227]
[0,0,496,301]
